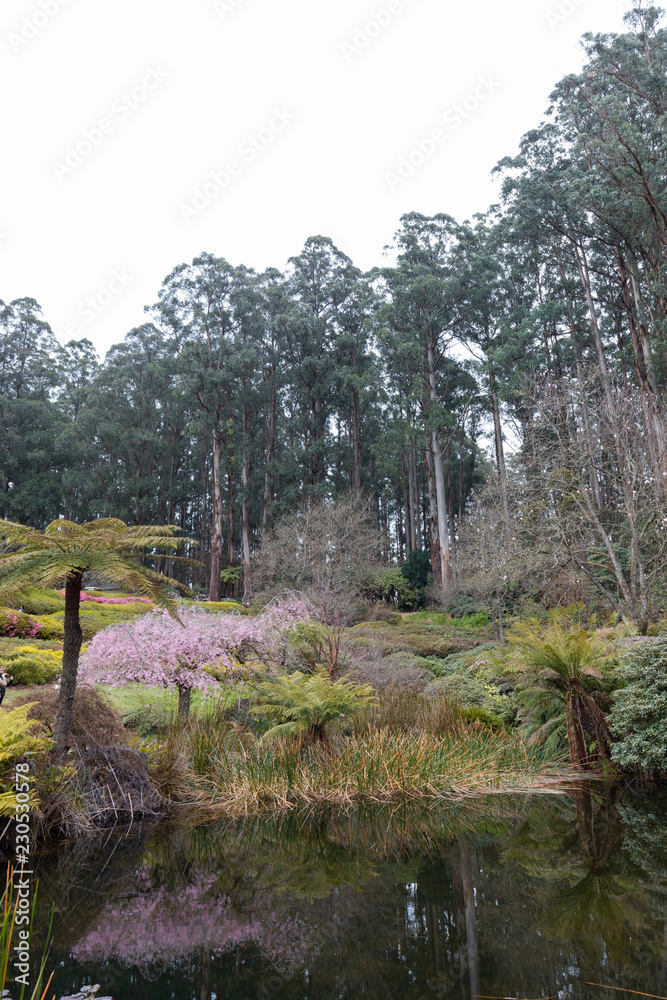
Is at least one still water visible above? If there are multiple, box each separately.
[29,789,667,1000]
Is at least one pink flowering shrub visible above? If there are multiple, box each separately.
[0,608,43,639]
[80,597,312,698]
[71,876,319,974]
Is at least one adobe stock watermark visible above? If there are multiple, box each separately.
[384,75,501,191]
[213,0,248,18]
[340,0,403,63]
[13,763,33,989]
[179,107,296,223]
[545,0,589,28]
[51,66,168,180]
[8,0,74,54]
[61,268,134,338]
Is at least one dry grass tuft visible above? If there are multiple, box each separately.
[170,720,575,816]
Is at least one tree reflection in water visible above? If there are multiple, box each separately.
[27,789,667,1000]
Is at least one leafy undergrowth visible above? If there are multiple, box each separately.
[178,725,573,814]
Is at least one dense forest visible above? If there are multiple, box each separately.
[2,4,667,629]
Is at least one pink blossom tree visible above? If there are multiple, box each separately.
[81,598,311,717]
[72,876,319,975]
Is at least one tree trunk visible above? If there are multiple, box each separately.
[489,369,510,525]
[241,448,253,607]
[425,445,442,591]
[459,841,480,1000]
[262,386,277,529]
[575,244,615,417]
[410,440,419,553]
[431,429,452,590]
[351,389,363,493]
[226,446,236,599]
[53,570,84,752]
[426,338,452,592]
[620,253,667,497]
[178,685,192,719]
[402,447,411,559]
[208,427,224,602]
[301,722,329,752]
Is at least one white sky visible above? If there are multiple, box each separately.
[2,0,633,357]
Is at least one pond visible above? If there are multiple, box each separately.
[23,788,667,1000]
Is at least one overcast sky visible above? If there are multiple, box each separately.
[2,0,632,357]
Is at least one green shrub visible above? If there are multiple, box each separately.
[14,587,65,616]
[610,639,667,776]
[373,568,421,611]
[445,593,480,618]
[456,612,491,629]
[44,603,151,641]
[459,706,504,729]
[188,600,249,615]
[0,645,62,686]
[362,606,402,625]
[414,610,490,630]
[391,630,472,659]
[437,644,498,675]
[29,614,64,641]
[0,705,52,816]
[414,610,448,626]
[251,668,377,747]
[426,670,513,724]
[4,656,59,686]
[432,672,488,707]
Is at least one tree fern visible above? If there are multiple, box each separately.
[0,518,194,751]
[252,669,376,748]
[498,617,624,768]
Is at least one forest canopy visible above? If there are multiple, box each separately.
[2,3,667,630]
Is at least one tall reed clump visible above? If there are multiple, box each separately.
[0,870,54,1000]
[175,717,573,814]
[350,688,461,736]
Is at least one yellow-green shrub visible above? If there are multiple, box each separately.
[186,601,249,615]
[0,704,51,816]
[29,614,65,640]
[0,645,63,686]
[48,603,153,640]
